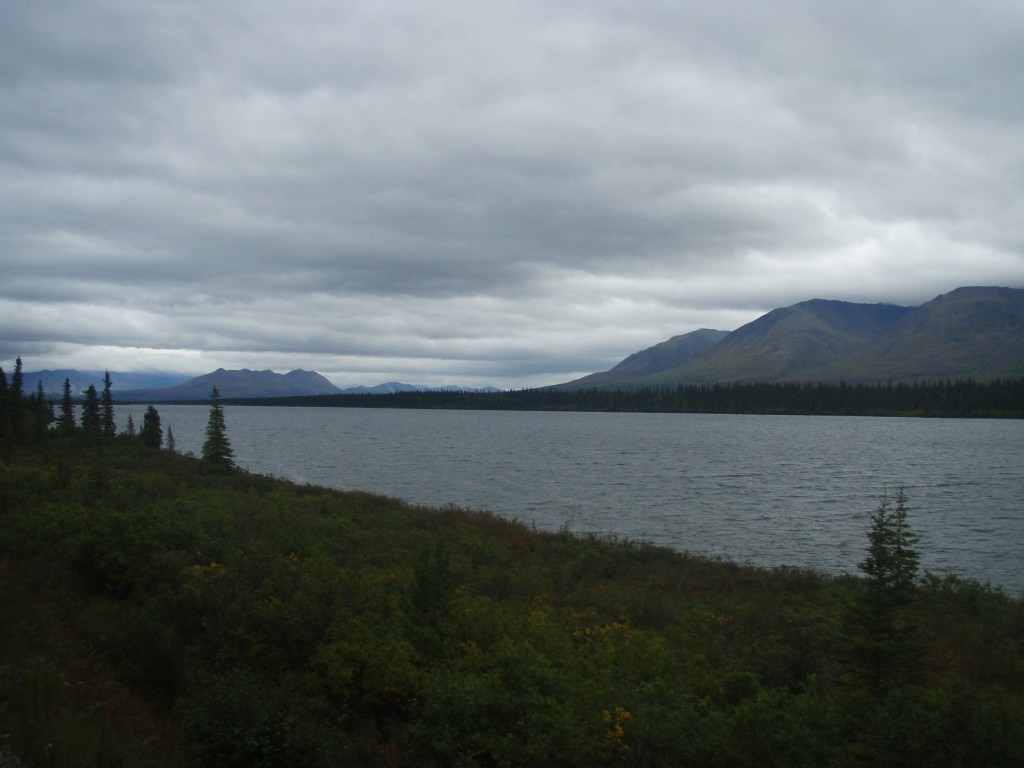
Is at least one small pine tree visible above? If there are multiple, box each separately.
[0,367,8,443]
[860,488,920,600]
[57,377,77,436]
[141,405,163,449]
[32,379,52,444]
[854,487,922,686]
[81,384,102,442]
[8,357,25,442]
[201,387,234,467]
[166,426,176,454]
[125,413,136,437]
[101,371,116,438]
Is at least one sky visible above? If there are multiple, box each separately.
[2,1,1023,389]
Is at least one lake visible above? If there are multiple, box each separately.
[119,404,1024,594]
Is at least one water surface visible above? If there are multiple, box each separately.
[122,405,1024,593]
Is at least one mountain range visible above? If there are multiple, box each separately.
[20,370,191,397]
[559,286,1024,388]
[110,370,502,401]
[20,367,501,401]
[17,286,1022,399]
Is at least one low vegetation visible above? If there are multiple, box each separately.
[1,362,1022,766]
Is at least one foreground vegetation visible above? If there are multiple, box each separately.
[1,368,1023,765]
[232,377,1024,418]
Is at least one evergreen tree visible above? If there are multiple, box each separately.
[854,487,922,686]
[33,380,53,444]
[125,413,136,437]
[57,377,77,436]
[141,405,163,449]
[81,384,101,442]
[166,426,176,454]
[0,367,8,443]
[8,356,25,442]
[101,371,116,438]
[201,387,234,467]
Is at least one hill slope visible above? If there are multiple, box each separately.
[3,442,1022,765]
[562,329,729,388]
[810,286,1024,381]
[564,287,1023,388]
[645,300,910,385]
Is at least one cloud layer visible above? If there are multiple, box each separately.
[3,1,1022,386]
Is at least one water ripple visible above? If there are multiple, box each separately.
[121,406,1024,595]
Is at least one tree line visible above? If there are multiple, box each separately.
[0,357,235,466]
[235,377,1024,417]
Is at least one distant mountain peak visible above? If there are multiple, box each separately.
[115,367,343,401]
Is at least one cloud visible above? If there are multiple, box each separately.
[2,1,1022,387]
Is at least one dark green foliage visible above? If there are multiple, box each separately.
[852,488,924,687]
[178,668,342,768]
[201,387,235,467]
[32,379,52,445]
[101,370,116,438]
[140,405,162,449]
[81,384,101,442]
[405,540,454,657]
[57,377,77,436]
[860,488,919,593]
[8,356,25,441]
[0,367,8,444]
[1,444,1021,766]
[236,376,1024,417]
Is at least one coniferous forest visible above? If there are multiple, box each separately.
[1,359,1023,766]
[232,377,1024,418]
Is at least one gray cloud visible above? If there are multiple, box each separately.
[3,0,1022,387]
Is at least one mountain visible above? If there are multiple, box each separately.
[112,371,503,401]
[115,368,343,401]
[810,286,1024,382]
[558,286,1024,388]
[562,329,729,389]
[642,299,911,385]
[21,370,189,396]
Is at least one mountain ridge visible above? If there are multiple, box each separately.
[113,368,344,401]
[558,286,1024,388]
[110,371,503,401]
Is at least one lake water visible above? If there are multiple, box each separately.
[119,405,1024,594]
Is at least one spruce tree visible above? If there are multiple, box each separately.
[101,371,116,438]
[125,414,136,437]
[0,367,8,443]
[8,356,24,441]
[81,384,101,442]
[854,487,922,686]
[57,377,77,436]
[141,405,163,449]
[166,426,176,454]
[33,380,53,446]
[201,387,234,467]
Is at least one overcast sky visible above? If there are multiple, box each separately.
[2,1,1022,388]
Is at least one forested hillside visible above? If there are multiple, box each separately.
[1,362,1022,766]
